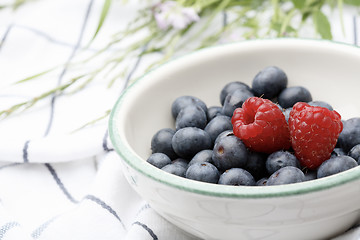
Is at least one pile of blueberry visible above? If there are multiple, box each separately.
[147,66,360,186]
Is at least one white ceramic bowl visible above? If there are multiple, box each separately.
[109,38,360,240]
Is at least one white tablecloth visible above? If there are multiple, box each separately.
[0,1,359,239]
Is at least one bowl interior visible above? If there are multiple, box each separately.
[109,38,360,197]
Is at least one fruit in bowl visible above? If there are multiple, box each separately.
[150,84,349,186]
[109,38,360,240]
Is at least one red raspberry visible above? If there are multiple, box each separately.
[231,97,291,153]
[289,102,343,170]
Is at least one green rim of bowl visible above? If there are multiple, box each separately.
[109,37,360,199]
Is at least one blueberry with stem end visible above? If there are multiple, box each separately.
[185,162,220,183]
[212,135,248,171]
[188,149,214,167]
[204,115,233,144]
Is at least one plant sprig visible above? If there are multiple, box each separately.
[1,0,359,126]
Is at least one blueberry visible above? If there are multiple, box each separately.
[151,128,178,159]
[266,166,305,186]
[275,103,284,111]
[308,101,333,111]
[188,149,214,167]
[218,168,255,186]
[172,158,189,169]
[220,81,252,106]
[171,95,208,119]
[244,151,267,180]
[304,170,317,181]
[175,105,207,130]
[330,147,346,158]
[172,127,212,159]
[204,115,233,144]
[185,162,220,183]
[207,106,223,121]
[338,118,360,153]
[317,156,358,178]
[349,144,360,163]
[221,88,254,117]
[252,66,288,99]
[147,153,172,169]
[212,135,248,171]
[283,107,292,123]
[256,178,268,186]
[265,150,301,175]
[278,86,312,108]
[161,162,187,177]
[214,130,234,145]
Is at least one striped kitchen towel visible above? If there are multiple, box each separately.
[0,0,359,239]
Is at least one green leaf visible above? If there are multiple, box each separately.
[292,0,305,9]
[301,10,312,21]
[344,0,360,6]
[312,10,332,39]
[271,21,296,36]
[280,9,296,35]
[14,67,58,84]
[91,0,112,41]
[338,0,345,35]
[307,0,325,8]
[243,17,259,29]
[13,0,27,9]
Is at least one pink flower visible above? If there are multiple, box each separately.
[154,1,200,30]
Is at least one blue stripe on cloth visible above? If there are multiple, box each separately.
[0,222,21,240]
[83,194,126,230]
[135,203,151,217]
[120,43,148,95]
[102,130,114,152]
[31,216,57,239]
[43,0,94,136]
[0,24,13,53]
[102,42,148,152]
[0,163,20,170]
[132,221,158,240]
[13,24,96,51]
[23,140,30,163]
[45,163,79,203]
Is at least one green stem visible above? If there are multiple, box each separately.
[67,70,102,95]
[0,74,85,118]
[337,0,346,36]
[71,109,111,133]
[177,0,232,50]
[142,30,184,73]
[279,8,297,36]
